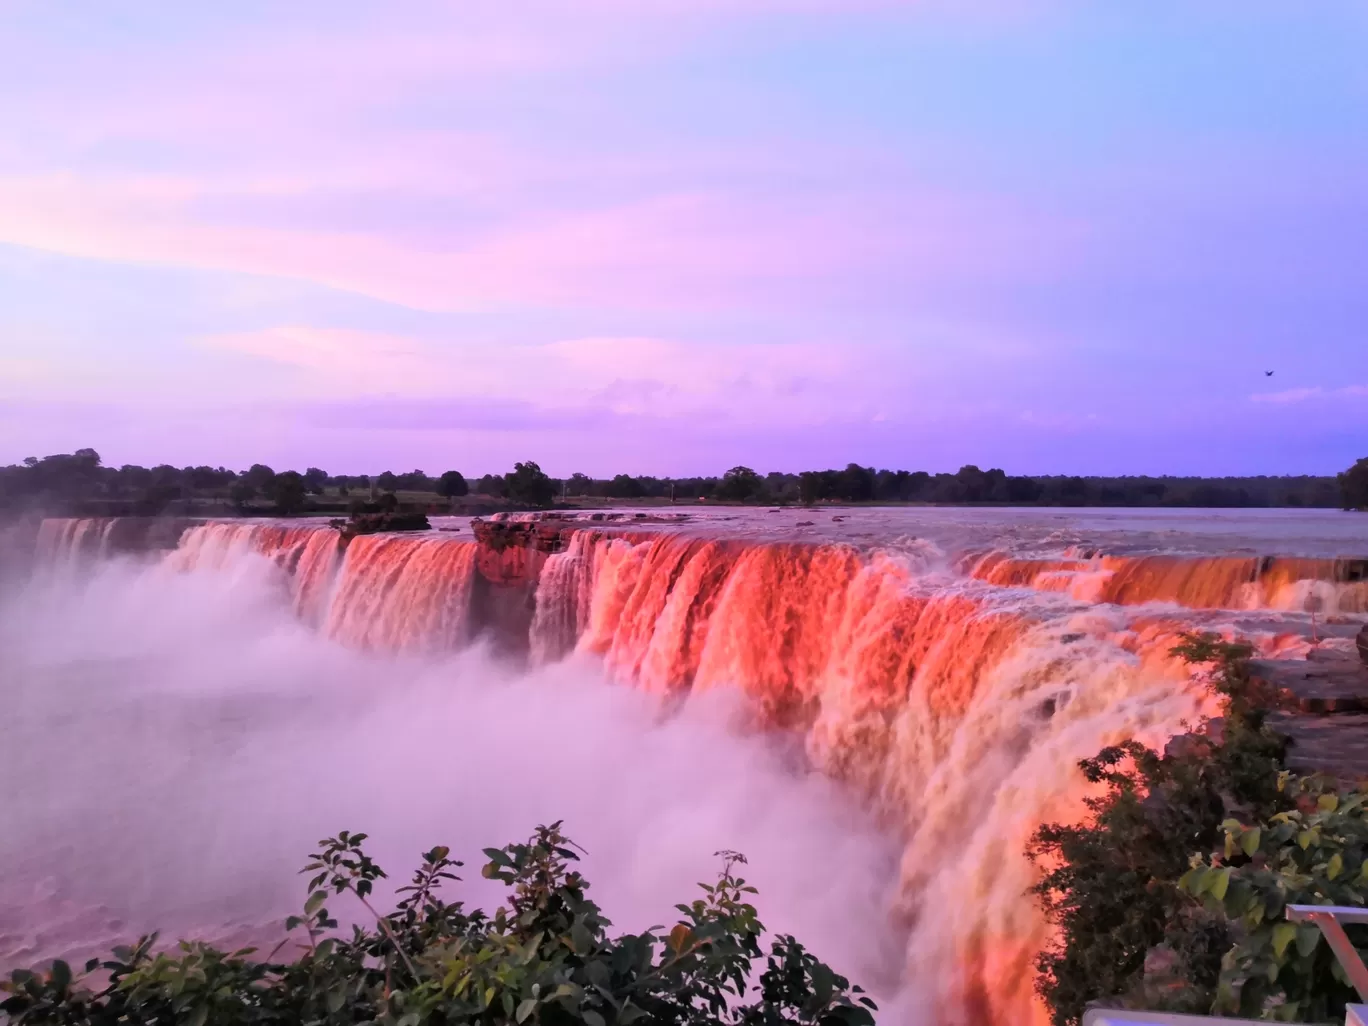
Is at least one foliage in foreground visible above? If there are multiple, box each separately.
[1032,633,1368,1025]
[1181,773,1368,1020]
[1,824,876,1026]
[1029,634,1292,1025]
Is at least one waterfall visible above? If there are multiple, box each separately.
[29,514,1366,1024]
[964,550,1368,613]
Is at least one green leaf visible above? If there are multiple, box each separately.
[1241,827,1262,857]
[327,986,347,1013]
[304,891,327,915]
[1178,867,1206,894]
[1318,793,1339,813]
[584,1012,606,1026]
[516,998,538,1023]
[1272,922,1298,959]
[1209,867,1231,901]
[1328,853,1344,880]
[1296,924,1322,958]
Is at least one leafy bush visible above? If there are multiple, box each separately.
[1183,775,1368,1021]
[1029,634,1290,1026]
[1,824,876,1026]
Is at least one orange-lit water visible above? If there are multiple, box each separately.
[18,509,1368,1024]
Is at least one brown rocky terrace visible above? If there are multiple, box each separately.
[1253,632,1368,780]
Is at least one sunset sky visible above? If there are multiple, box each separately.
[2,2,1365,476]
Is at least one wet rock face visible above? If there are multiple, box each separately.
[1358,623,1368,666]
[470,519,570,559]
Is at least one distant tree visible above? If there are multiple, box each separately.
[243,464,276,492]
[504,460,555,507]
[397,469,432,491]
[375,471,399,493]
[606,473,645,499]
[1007,475,1045,503]
[838,463,875,502]
[983,467,1009,502]
[953,465,989,502]
[798,470,833,505]
[716,466,763,503]
[765,471,798,503]
[303,467,329,494]
[567,472,594,496]
[270,470,309,515]
[475,473,505,497]
[376,492,399,513]
[186,465,235,492]
[1340,457,1368,511]
[1059,476,1089,505]
[436,470,469,498]
[228,480,256,509]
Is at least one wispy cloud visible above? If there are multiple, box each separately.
[191,325,908,424]
[2,0,1367,473]
[0,173,1074,315]
[1250,385,1368,404]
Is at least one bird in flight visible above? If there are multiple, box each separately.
[1265,370,1274,376]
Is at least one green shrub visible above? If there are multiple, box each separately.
[1029,634,1290,1026]
[1183,775,1368,1021]
[1,824,876,1026]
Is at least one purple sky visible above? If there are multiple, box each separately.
[1,1,1366,477]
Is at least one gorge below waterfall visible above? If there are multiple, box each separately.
[4,508,1367,1025]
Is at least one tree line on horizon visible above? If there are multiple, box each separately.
[1,449,1365,516]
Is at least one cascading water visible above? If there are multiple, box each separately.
[34,517,117,571]
[529,530,598,665]
[964,550,1368,613]
[19,513,1367,1025]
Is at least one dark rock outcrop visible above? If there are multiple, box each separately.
[1251,649,1368,779]
[330,511,430,543]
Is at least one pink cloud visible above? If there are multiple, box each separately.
[0,0,1082,318]
[192,326,896,422]
[0,171,1076,316]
